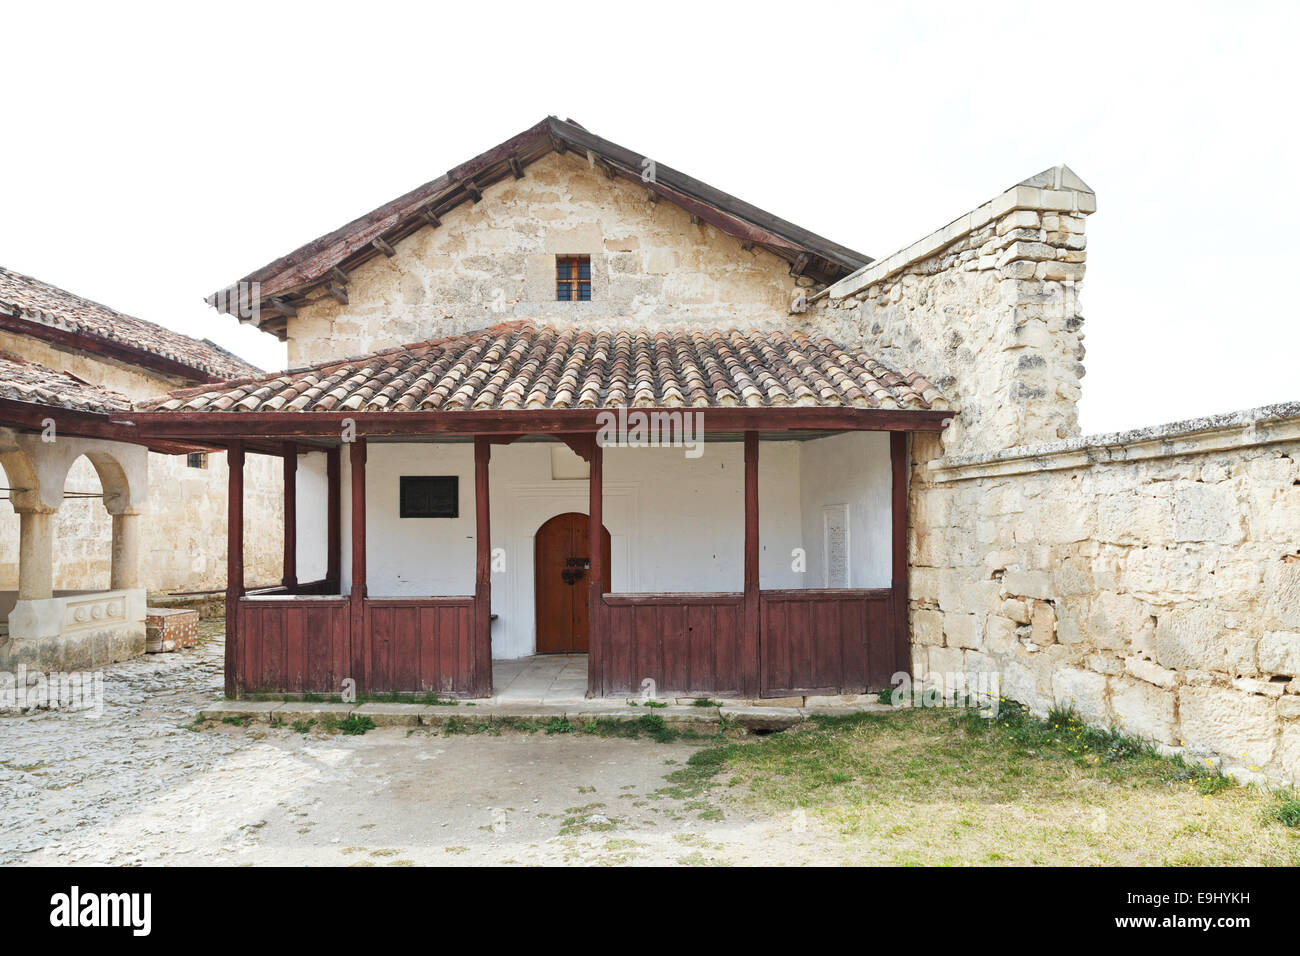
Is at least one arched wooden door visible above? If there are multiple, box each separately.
[534,512,611,654]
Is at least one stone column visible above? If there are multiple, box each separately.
[18,510,55,601]
[110,512,141,590]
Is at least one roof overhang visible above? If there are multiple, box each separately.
[116,406,953,457]
[0,399,216,455]
[207,117,873,340]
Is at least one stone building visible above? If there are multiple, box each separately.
[32,117,1297,782]
[0,266,283,602]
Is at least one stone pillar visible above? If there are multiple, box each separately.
[18,510,55,601]
[110,512,141,590]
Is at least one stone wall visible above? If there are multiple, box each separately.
[286,151,810,367]
[814,166,1094,457]
[909,404,1300,784]
[0,331,283,595]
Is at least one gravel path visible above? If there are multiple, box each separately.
[0,627,826,866]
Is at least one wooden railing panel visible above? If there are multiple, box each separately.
[365,597,477,695]
[759,589,892,697]
[598,594,744,697]
[237,598,350,695]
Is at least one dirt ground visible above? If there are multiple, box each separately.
[0,631,823,866]
[6,627,1294,866]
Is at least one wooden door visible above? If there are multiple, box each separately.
[534,512,611,654]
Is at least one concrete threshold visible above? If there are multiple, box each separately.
[198,695,895,733]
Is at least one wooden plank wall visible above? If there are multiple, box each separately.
[598,594,745,697]
[364,598,478,695]
[236,598,350,695]
[759,589,893,697]
[236,596,478,696]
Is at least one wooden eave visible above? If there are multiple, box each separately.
[117,407,951,458]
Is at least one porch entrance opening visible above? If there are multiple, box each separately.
[534,512,610,654]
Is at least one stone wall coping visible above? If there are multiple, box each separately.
[929,401,1300,482]
[818,165,1096,303]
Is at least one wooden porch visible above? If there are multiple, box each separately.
[208,421,925,701]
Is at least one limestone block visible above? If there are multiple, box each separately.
[1231,677,1285,697]
[1178,685,1278,766]
[945,613,982,650]
[1087,653,1125,675]
[985,615,1017,654]
[1259,631,1300,675]
[1002,569,1053,600]
[996,210,1042,235]
[913,608,945,646]
[997,241,1057,267]
[1125,656,1179,689]
[1052,667,1110,725]
[1030,600,1057,646]
[1097,493,1173,544]
[1172,482,1244,544]
[926,645,966,680]
[1277,697,1300,720]
[1111,678,1177,744]
[1275,725,1300,782]
[1002,598,1031,624]
[1155,605,1225,671]
[1264,559,1300,629]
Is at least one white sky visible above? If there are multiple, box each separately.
[3,1,1296,435]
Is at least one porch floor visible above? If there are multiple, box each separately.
[491,654,589,704]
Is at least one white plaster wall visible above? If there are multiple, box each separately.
[798,432,893,589]
[312,435,892,659]
[295,451,330,584]
[758,441,806,590]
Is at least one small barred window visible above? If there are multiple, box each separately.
[186,452,208,469]
[556,255,591,301]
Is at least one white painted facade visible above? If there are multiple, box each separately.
[296,432,892,660]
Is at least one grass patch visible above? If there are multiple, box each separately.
[1268,788,1300,828]
[220,715,251,727]
[692,698,721,708]
[659,701,1298,865]
[327,714,376,736]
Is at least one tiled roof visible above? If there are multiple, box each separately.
[146,321,947,413]
[0,266,261,381]
[0,353,131,414]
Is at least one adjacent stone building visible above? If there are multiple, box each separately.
[0,266,282,599]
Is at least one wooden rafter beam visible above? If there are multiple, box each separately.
[371,237,396,257]
[508,155,525,179]
[463,179,483,202]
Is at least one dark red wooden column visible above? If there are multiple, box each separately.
[890,431,911,677]
[587,440,604,698]
[349,439,367,693]
[225,441,245,698]
[743,431,760,698]
[326,446,341,592]
[281,441,297,590]
[473,437,493,697]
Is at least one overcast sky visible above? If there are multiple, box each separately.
[3,1,1296,435]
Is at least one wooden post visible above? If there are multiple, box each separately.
[743,431,760,698]
[587,440,604,698]
[474,437,493,697]
[281,441,297,590]
[349,438,367,693]
[225,441,245,698]
[326,446,341,592]
[890,431,910,677]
